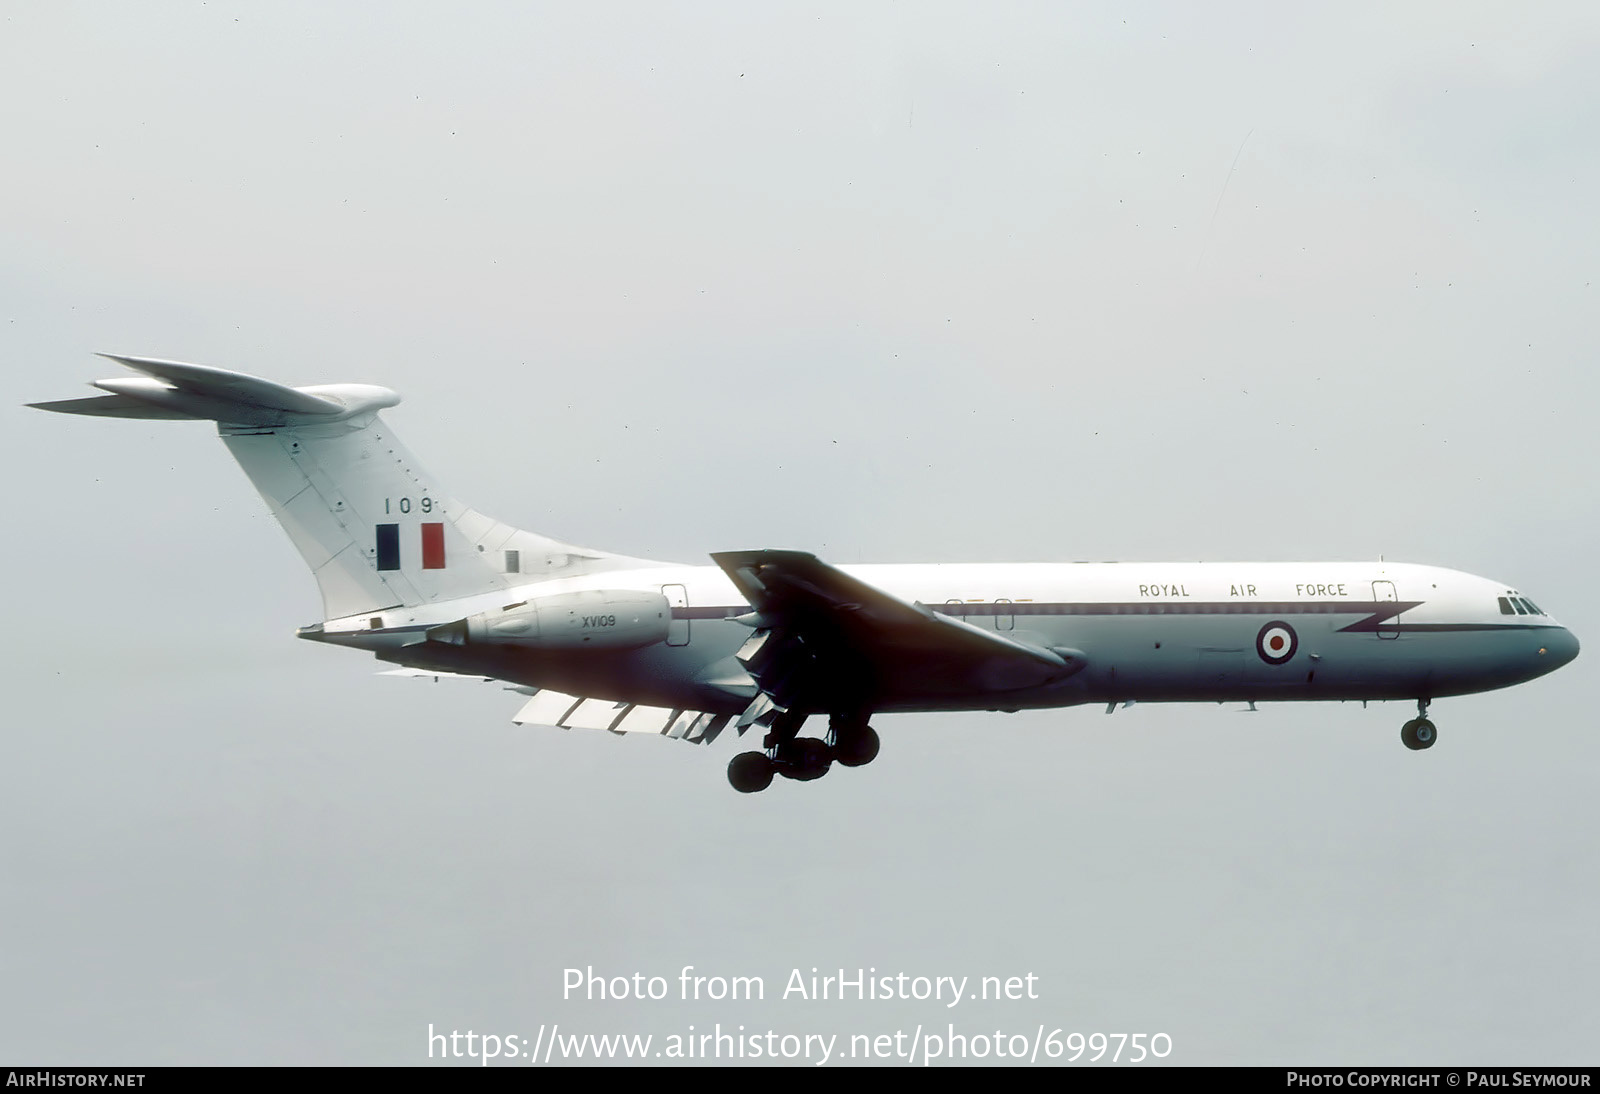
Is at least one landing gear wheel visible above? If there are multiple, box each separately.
[775,737,832,781]
[1401,718,1437,751]
[833,724,881,768]
[728,751,775,792]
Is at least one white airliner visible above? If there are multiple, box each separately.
[33,356,1580,792]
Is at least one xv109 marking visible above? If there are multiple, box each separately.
[31,356,1581,792]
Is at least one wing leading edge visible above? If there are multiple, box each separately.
[710,549,1085,720]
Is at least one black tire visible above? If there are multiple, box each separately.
[776,737,832,781]
[1401,718,1437,751]
[834,724,881,768]
[728,751,775,793]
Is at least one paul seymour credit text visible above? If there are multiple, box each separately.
[428,967,1173,1065]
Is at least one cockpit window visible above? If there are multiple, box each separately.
[1498,597,1516,615]
[1517,598,1541,616]
[1526,601,1544,615]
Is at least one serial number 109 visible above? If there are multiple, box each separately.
[384,497,434,514]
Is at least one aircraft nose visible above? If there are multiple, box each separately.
[1542,627,1580,670]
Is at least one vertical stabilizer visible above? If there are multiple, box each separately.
[221,418,513,617]
[31,356,661,621]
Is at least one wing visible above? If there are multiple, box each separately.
[378,668,732,744]
[711,549,1085,721]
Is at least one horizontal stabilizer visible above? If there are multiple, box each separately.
[25,393,198,420]
[30,354,400,426]
[99,355,345,416]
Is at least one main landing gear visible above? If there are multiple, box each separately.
[1400,699,1437,751]
[726,711,880,792]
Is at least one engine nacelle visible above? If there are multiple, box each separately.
[429,590,673,651]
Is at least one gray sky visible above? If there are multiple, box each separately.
[3,2,1597,1066]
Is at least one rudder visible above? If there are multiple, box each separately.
[32,355,655,621]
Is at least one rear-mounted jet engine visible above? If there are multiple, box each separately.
[427,590,672,651]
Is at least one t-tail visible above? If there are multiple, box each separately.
[30,355,657,621]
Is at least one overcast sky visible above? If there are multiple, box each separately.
[3,2,1597,1066]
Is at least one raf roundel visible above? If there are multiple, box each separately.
[1256,621,1298,665]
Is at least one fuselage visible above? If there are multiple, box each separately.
[39,359,1580,772]
[316,559,1580,716]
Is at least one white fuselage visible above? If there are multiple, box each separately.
[321,559,1578,715]
[36,359,1580,763]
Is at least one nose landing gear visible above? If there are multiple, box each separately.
[1401,699,1437,751]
